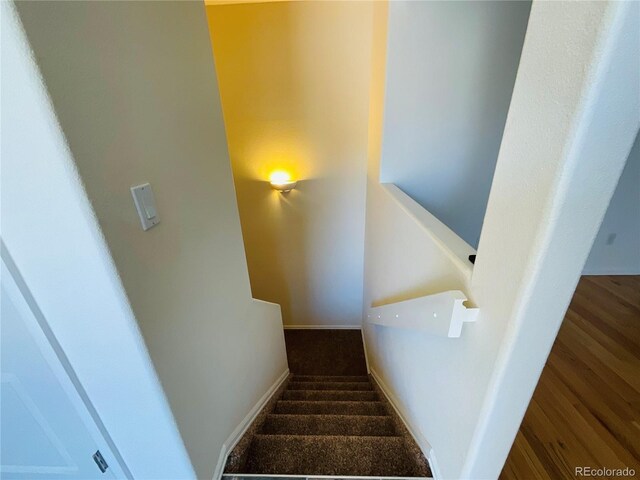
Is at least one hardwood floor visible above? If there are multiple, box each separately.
[501,275,640,480]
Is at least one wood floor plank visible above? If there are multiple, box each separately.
[572,282,640,329]
[542,365,636,468]
[554,331,638,405]
[569,309,639,368]
[501,276,640,480]
[562,314,640,392]
[547,351,640,459]
[502,431,550,480]
[569,293,639,345]
[583,275,640,309]
[523,398,592,478]
[568,299,640,357]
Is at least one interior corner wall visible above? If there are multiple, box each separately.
[1,3,193,477]
[13,2,288,478]
[583,129,640,275]
[380,1,531,248]
[207,1,371,327]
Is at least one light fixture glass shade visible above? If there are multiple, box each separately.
[269,171,297,192]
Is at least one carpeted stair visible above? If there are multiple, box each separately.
[224,374,432,477]
[223,329,431,478]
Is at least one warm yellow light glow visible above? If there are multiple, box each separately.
[269,170,297,192]
[239,139,310,183]
[269,170,292,184]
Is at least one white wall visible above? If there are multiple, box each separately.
[362,182,479,479]
[380,1,531,248]
[1,3,193,478]
[363,1,639,479]
[465,2,638,477]
[584,129,640,274]
[207,2,371,327]
[364,5,484,476]
[12,2,288,479]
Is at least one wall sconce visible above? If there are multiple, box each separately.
[269,171,297,193]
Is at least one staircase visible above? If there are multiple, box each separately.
[223,330,431,478]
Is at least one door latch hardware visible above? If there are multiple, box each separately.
[93,450,109,473]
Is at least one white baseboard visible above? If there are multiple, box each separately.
[361,326,371,374]
[212,369,290,480]
[370,369,439,480]
[427,450,442,480]
[582,268,640,275]
[283,325,362,330]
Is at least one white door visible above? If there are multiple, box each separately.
[1,250,128,479]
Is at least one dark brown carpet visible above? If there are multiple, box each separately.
[274,399,387,416]
[282,389,378,401]
[261,414,396,436]
[284,329,368,375]
[246,434,420,476]
[223,330,431,477]
[287,380,372,391]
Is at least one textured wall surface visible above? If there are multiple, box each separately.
[2,4,194,478]
[380,1,531,247]
[14,2,288,478]
[364,1,639,478]
[207,1,371,326]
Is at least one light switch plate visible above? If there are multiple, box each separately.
[131,183,160,231]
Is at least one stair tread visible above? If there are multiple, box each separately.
[282,389,378,401]
[266,413,391,419]
[275,400,387,416]
[287,381,372,391]
[278,400,383,404]
[262,413,396,436]
[255,433,401,439]
[224,332,432,478]
[285,388,375,392]
[293,375,370,382]
[245,434,425,476]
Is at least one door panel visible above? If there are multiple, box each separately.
[1,252,122,479]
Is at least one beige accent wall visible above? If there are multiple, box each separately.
[207,1,372,327]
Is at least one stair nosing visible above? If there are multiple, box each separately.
[293,375,370,378]
[267,412,393,419]
[285,388,375,393]
[289,381,371,384]
[223,474,432,479]
[252,433,405,440]
[277,400,384,404]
